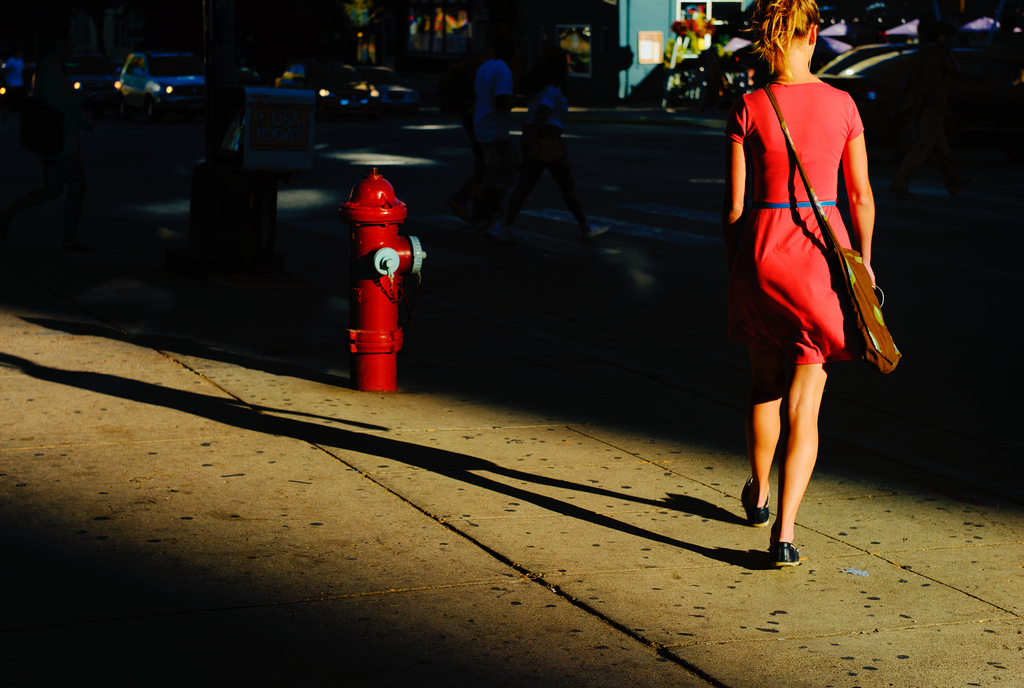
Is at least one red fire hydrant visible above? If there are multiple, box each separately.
[339,168,425,391]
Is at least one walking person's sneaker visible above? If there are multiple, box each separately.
[582,225,609,240]
[447,196,472,224]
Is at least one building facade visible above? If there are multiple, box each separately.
[387,0,751,104]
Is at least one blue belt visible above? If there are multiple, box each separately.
[754,201,837,209]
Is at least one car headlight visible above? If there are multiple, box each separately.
[114,80,121,90]
[1,86,7,95]
[165,85,174,94]
[319,88,331,97]
[369,88,379,98]
[74,81,82,90]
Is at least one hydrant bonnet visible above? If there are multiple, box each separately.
[340,167,408,224]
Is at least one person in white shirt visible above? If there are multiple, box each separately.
[473,29,522,241]
[504,48,607,241]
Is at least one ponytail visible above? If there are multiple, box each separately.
[750,0,820,77]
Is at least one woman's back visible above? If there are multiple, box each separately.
[727,82,862,203]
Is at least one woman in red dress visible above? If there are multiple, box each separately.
[722,0,876,566]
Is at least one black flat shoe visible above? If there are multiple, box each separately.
[770,542,801,567]
[742,477,770,527]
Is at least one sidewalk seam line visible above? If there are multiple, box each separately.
[307,440,731,688]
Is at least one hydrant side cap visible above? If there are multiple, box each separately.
[340,168,408,223]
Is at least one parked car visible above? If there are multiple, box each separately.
[817,43,907,76]
[355,65,420,115]
[117,51,205,121]
[818,45,1024,160]
[65,52,119,116]
[274,60,380,119]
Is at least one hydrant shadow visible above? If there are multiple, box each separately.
[1,350,766,569]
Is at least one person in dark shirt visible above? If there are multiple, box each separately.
[0,26,94,249]
[890,22,971,199]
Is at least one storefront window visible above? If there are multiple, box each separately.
[408,1,472,55]
[558,25,592,76]
[678,1,742,26]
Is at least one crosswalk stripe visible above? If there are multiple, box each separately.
[410,214,621,254]
[621,203,720,226]
[521,209,718,246]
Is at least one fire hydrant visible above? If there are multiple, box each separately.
[339,168,425,391]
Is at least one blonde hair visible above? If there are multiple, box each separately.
[751,0,820,77]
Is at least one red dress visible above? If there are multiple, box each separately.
[725,83,864,364]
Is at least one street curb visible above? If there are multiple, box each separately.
[417,104,728,130]
[567,112,727,129]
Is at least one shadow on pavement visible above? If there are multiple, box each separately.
[0,348,765,570]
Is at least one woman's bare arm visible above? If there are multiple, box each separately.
[722,139,746,270]
[841,132,875,284]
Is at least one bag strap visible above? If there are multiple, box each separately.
[761,85,844,258]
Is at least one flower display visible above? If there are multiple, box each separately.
[671,5,714,40]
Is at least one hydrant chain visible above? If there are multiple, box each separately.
[374,275,401,305]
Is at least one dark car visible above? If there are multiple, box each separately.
[275,60,380,119]
[355,65,420,115]
[818,45,1024,160]
[65,52,119,116]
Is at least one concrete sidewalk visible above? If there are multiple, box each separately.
[1,110,1022,686]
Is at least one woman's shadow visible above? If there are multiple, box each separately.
[1,350,770,569]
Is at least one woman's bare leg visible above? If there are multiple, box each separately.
[746,345,786,511]
[505,156,545,227]
[547,156,587,226]
[774,362,828,544]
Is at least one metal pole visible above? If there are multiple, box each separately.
[204,0,236,163]
[988,0,1005,46]
[204,0,212,163]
